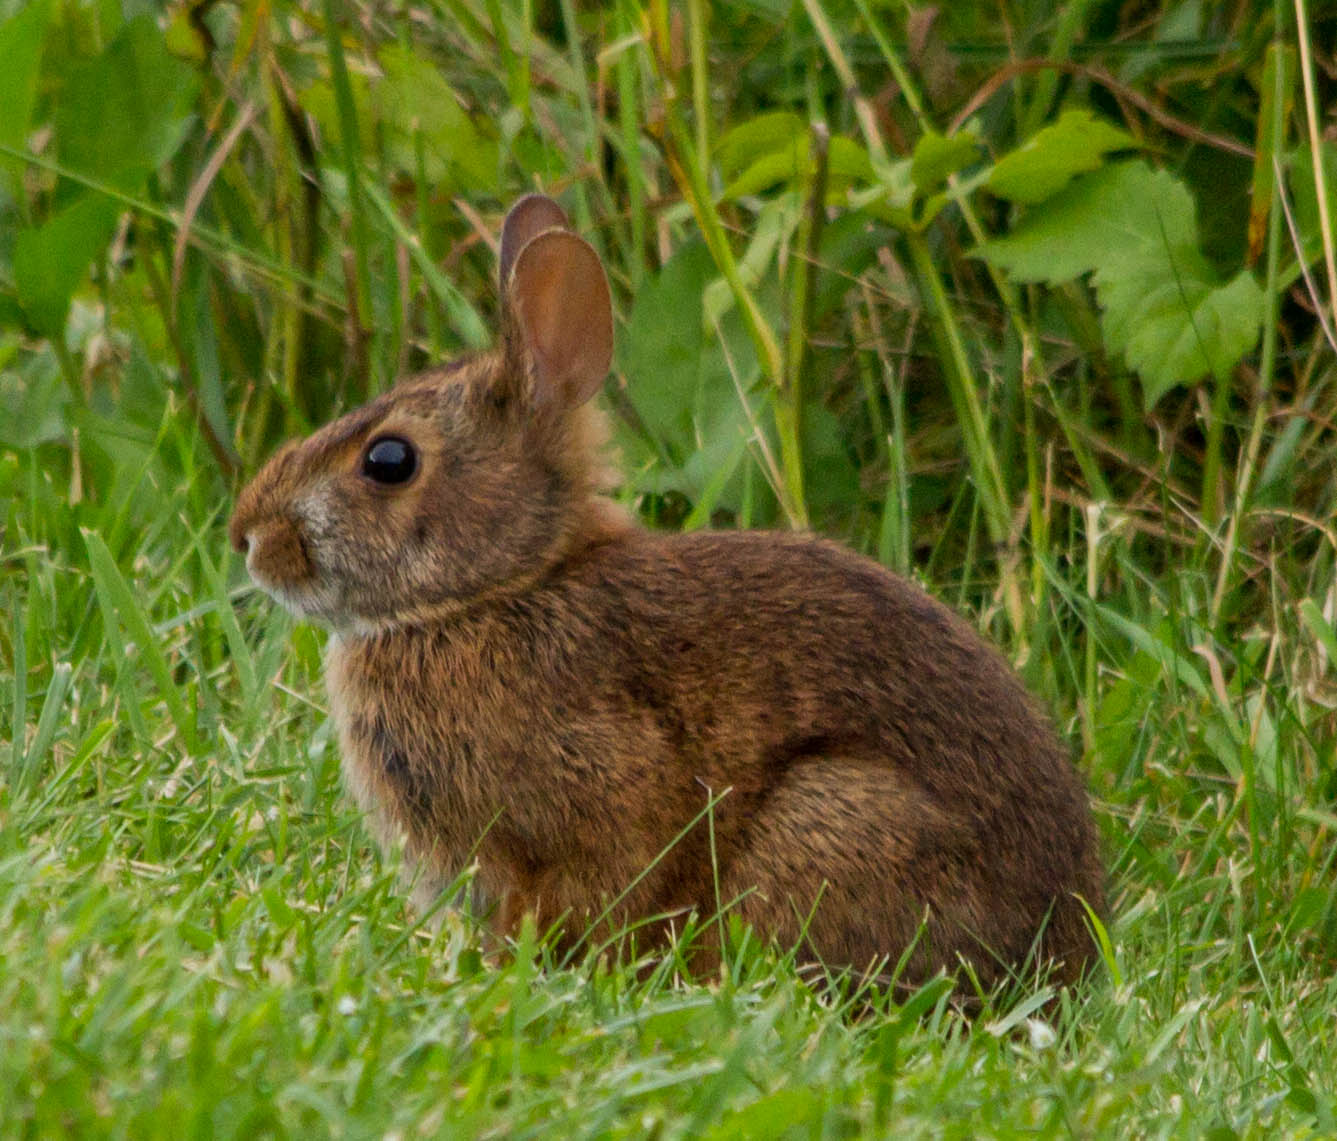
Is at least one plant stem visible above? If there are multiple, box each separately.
[903,233,1010,549]
[321,0,374,395]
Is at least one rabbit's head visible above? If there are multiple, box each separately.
[229,195,616,630]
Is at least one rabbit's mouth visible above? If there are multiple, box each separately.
[241,529,339,624]
[255,577,346,628]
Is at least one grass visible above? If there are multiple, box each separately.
[4,516,1336,1137]
[4,516,1336,1139]
[4,0,1337,1135]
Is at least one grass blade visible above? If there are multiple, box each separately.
[82,529,199,754]
[15,661,72,796]
[8,586,25,774]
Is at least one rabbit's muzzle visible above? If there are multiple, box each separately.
[235,515,314,592]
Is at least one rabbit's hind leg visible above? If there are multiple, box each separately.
[716,756,990,984]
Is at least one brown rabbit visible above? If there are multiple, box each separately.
[230,194,1104,988]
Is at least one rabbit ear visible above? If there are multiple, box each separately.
[506,229,613,408]
[498,194,570,289]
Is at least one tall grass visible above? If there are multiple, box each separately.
[2,0,1336,1134]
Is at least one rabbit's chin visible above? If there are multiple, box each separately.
[257,580,406,636]
[254,578,347,629]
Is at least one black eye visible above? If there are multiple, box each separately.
[362,437,417,485]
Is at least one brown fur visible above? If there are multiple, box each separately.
[230,198,1104,988]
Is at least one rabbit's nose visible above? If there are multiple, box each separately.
[228,499,256,553]
[228,516,251,554]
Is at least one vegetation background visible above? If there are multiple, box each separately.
[2,0,1336,1134]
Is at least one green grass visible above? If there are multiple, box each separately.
[4,511,1336,1137]
[4,0,1337,1135]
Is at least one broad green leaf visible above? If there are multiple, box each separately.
[980,161,1263,405]
[720,135,872,202]
[0,0,50,195]
[717,112,871,201]
[302,44,500,192]
[987,109,1135,203]
[826,136,876,192]
[0,295,24,329]
[117,341,171,431]
[1100,265,1264,406]
[801,400,859,521]
[910,129,981,191]
[12,194,120,337]
[980,162,1192,281]
[375,44,500,191]
[623,241,723,450]
[0,358,66,448]
[720,145,806,201]
[715,112,805,180]
[704,1087,822,1139]
[300,72,375,157]
[856,157,916,226]
[810,210,886,318]
[621,241,759,507]
[164,3,209,63]
[55,14,199,191]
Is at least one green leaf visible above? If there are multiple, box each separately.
[0,355,67,448]
[164,3,210,64]
[12,194,121,337]
[299,73,374,159]
[715,112,805,180]
[980,161,1188,281]
[621,241,759,507]
[703,200,786,328]
[374,44,500,191]
[623,241,722,450]
[703,1087,821,1139]
[261,883,296,930]
[987,109,1135,203]
[1101,265,1264,407]
[301,42,501,194]
[175,254,236,459]
[720,147,806,201]
[801,400,859,521]
[979,161,1263,405]
[858,157,917,226]
[14,661,73,795]
[910,129,981,191]
[82,528,199,754]
[54,14,199,191]
[825,136,875,196]
[0,0,51,195]
[717,113,871,201]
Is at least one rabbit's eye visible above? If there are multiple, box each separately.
[362,437,418,485]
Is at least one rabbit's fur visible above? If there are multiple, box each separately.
[231,195,1104,987]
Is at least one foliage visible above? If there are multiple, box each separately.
[3,0,1337,1134]
[980,160,1266,407]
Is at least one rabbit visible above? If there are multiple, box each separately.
[230,193,1105,989]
